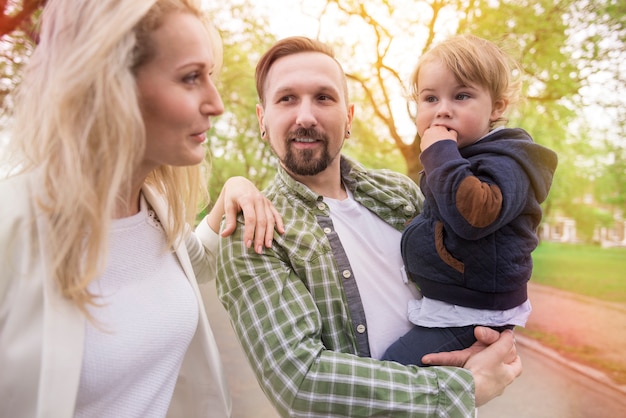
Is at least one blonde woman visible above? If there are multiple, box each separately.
[0,0,282,417]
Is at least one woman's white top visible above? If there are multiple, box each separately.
[75,196,198,418]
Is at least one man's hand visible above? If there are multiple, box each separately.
[465,329,521,406]
[421,327,522,406]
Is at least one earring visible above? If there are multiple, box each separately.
[346,130,351,136]
[261,131,266,138]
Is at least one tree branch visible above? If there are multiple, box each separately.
[0,0,46,39]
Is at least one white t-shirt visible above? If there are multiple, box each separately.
[325,190,420,359]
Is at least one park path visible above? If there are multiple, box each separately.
[201,284,279,418]
[524,282,626,389]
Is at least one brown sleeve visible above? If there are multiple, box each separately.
[455,176,502,228]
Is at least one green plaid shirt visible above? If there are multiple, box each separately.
[217,156,475,417]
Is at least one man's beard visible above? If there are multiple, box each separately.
[274,127,333,176]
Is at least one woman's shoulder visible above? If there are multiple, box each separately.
[0,172,39,219]
[0,172,43,301]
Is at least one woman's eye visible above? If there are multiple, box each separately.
[183,72,200,84]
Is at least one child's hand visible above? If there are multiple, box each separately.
[420,125,457,151]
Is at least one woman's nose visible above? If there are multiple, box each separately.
[200,80,224,116]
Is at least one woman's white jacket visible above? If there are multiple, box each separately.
[0,172,232,417]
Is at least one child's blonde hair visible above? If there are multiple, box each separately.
[411,34,521,127]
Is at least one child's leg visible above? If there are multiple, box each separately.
[381,325,477,366]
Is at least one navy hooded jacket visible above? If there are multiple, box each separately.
[401,127,558,310]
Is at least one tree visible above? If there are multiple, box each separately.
[2,0,623,233]
[594,139,626,219]
[202,1,280,201]
[309,0,624,231]
[0,0,44,117]
[0,0,44,38]
[313,0,583,180]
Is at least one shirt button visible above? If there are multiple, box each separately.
[404,205,414,213]
[323,227,332,234]
[342,270,351,279]
[317,203,326,210]
[356,324,366,334]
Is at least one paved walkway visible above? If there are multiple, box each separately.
[479,338,626,417]
[523,282,626,391]
[201,281,626,417]
[201,284,279,418]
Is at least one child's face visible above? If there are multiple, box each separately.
[415,59,506,148]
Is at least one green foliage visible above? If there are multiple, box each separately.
[0,30,35,118]
[594,136,626,216]
[567,204,615,242]
[344,120,407,173]
[203,1,280,200]
[0,0,622,239]
[459,0,583,225]
[321,0,624,235]
[343,87,408,173]
[532,241,626,303]
[0,2,43,118]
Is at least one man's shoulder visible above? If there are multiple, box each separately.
[342,156,418,190]
[259,176,305,216]
[353,166,421,201]
[363,167,416,186]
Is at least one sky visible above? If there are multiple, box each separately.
[254,1,322,38]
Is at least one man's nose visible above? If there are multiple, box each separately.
[295,99,317,128]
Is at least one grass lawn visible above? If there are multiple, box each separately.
[531,241,626,304]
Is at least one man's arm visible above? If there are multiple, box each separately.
[217,224,477,417]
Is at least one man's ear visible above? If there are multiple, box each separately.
[256,103,266,140]
[345,103,355,138]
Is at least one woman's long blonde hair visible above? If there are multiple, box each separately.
[6,0,220,312]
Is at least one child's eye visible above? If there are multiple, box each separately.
[456,93,470,100]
